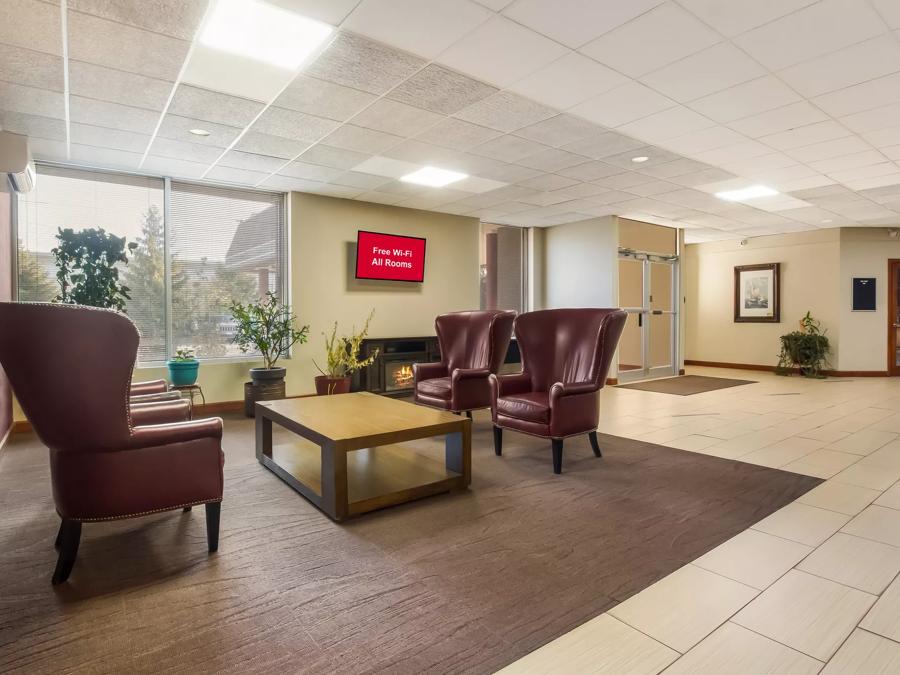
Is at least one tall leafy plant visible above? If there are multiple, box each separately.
[776,311,831,378]
[314,310,379,392]
[230,292,309,369]
[52,227,137,311]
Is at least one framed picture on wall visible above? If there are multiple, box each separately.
[734,263,780,323]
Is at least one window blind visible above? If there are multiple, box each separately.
[169,181,285,359]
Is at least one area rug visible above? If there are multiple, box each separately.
[0,414,818,674]
[617,374,756,395]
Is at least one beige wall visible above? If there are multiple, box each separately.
[684,229,842,369]
[13,193,480,421]
[543,216,618,310]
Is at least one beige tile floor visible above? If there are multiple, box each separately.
[500,367,900,674]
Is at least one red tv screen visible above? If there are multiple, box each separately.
[355,230,426,282]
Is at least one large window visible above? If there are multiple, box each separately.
[480,223,525,313]
[15,165,286,363]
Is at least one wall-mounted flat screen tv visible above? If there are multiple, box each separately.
[355,230,426,282]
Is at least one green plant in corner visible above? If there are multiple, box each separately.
[776,311,831,378]
[51,227,138,311]
[314,310,379,394]
[229,292,310,370]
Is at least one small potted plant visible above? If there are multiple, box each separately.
[167,346,199,386]
[314,309,379,395]
[230,291,310,391]
[776,311,831,378]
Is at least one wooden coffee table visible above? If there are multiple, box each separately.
[255,392,471,521]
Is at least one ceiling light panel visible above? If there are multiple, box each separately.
[715,185,778,201]
[401,166,468,187]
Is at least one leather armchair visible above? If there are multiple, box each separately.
[490,308,626,474]
[413,310,515,415]
[0,302,224,585]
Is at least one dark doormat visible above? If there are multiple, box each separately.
[617,374,756,395]
[0,417,818,674]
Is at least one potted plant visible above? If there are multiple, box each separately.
[230,291,309,391]
[314,310,379,395]
[776,311,831,378]
[167,346,199,386]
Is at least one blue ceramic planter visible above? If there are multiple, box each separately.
[167,359,199,386]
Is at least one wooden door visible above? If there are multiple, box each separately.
[890,260,900,375]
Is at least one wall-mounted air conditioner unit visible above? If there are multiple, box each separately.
[0,130,36,193]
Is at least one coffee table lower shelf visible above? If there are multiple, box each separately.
[261,440,465,518]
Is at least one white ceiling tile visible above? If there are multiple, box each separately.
[0,44,63,91]
[828,162,900,183]
[169,85,264,128]
[516,173,579,191]
[722,154,804,176]
[882,145,900,160]
[734,0,885,70]
[182,44,297,102]
[278,160,344,182]
[260,175,323,192]
[234,131,309,159]
[299,144,371,169]
[353,190,408,205]
[455,91,556,132]
[275,75,375,122]
[0,0,62,55]
[842,102,900,134]
[387,64,498,115]
[570,81,676,128]
[142,155,208,179]
[728,102,829,138]
[786,136,872,163]
[351,156,420,179]
[68,0,207,40]
[471,134,549,162]
[474,163,542,183]
[70,123,148,152]
[597,171,656,190]
[305,32,426,95]
[761,121,851,151]
[415,118,502,151]
[777,175,837,192]
[692,140,772,164]
[779,35,900,98]
[503,0,664,48]
[454,176,508,193]
[0,111,66,141]
[148,136,223,164]
[206,165,273,186]
[513,114,599,147]
[845,173,900,190]
[871,0,900,28]
[217,151,287,174]
[353,99,445,137]
[381,138,461,165]
[602,146,681,168]
[813,71,900,118]
[660,126,747,154]
[625,180,683,197]
[668,167,738,187]
[322,124,403,154]
[0,81,64,119]
[67,9,189,80]
[561,131,645,159]
[863,126,900,147]
[437,15,568,87]
[580,3,720,78]
[617,106,715,144]
[689,76,801,123]
[69,144,142,171]
[640,42,766,102]
[331,171,393,190]
[251,107,339,144]
[553,182,612,198]
[676,0,818,37]
[344,0,492,59]
[69,96,159,134]
[808,150,887,173]
[68,60,170,110]
[506,52,628,109]
[557,160,621,181]
[517,147,590,172]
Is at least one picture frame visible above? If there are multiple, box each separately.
[734,263,780,323]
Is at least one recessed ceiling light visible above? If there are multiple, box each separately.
[715,185,778,202]
[821,218,833,224]
[189,128,211,136]
[631,156,649,163]
[199,0,333,71]
[400,166,468,188]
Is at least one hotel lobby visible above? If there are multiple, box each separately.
[4,0,900,673]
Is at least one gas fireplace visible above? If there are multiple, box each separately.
[353,336,440,397]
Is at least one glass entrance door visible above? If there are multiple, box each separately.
[891,260,900,375]
[617,254,678,383]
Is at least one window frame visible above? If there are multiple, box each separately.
[12,162,289,367]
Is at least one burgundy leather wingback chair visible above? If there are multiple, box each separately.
[490,308,627,474]
[414,310,515,415]
[0,303,224,584]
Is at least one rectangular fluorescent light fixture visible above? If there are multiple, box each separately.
[400,166,468,188]
[200,0,333,70]
[715,185,778,201]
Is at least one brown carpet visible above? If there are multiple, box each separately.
[617,374,757,395]
[0,412,819,674]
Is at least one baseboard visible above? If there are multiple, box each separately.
[685,360,890,377]
[605,377,618,385]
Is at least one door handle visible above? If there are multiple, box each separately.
[638,314,642,327]
[651,310,664,315]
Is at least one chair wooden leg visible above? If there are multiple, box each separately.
[205,502,221,553]
[493,425,503,456]
[588,431,602,458]
[552,439,564,474]
[52,519,81,585]
[465,410,472,419]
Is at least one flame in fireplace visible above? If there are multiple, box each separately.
[394,365,414,387]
